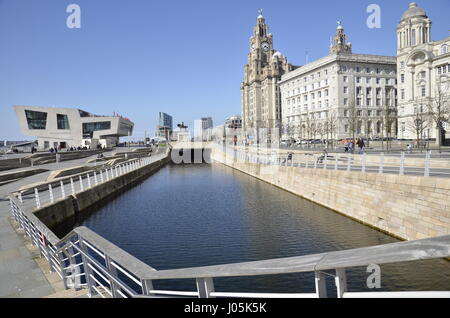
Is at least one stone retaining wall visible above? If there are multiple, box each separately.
[32,155,170,229]
[212,148,450,241]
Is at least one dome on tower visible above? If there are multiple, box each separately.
[401,2,427,21]
[272,51,284,59]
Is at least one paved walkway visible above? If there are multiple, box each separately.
[0,151,116,297]
[0,147,160,297]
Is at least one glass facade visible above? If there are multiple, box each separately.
[25,110,47,130]
[57,114,70,130]
[82,121,111,138]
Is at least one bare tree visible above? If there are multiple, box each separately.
[380,88,397,152]
[406,102,430,152]
[345,97,358,144]
[426,81,450,152]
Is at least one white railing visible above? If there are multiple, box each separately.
[17,150,167,211]
[214,144,450,178]
[9,195,450,299]
[8,144,450,298]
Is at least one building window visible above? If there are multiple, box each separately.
[356,67,360,73]
[400,74,405,83]
[421,86,426,97]
[376,78,381,84]
[442,45,449,55]
[357,98,361,106]
[343,87,348,94]
[344,98,348,106]
[82,121,111,138]
[57,114,70,130]
[25,110,47,130]
[343,76,348,82]
[420,71,426,79]
[344,110,348,117]
[401,89,405,100]
[356,77,361,83]
[367,98,372,106]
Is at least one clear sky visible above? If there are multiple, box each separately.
[0,0,449,140]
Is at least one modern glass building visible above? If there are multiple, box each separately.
[156,112,173,140]
[14,105,134,150]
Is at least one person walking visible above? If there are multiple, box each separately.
[344,140,349,153]
[357,138,365,154]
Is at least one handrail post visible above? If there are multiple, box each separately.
[100,171,104,183]
[424,151,430,177]
[79,175,84,192]
[196,277,215,298]
[78,237,97,298]
[105,255,119,298]
[87,173,91,188]
[141,279,155,297]
[49,184,54,203]
[94,172,98,185]
[379,152,384,174]
[315,271,327,298]
[362,153,366,173]
[70,178,75,195]
[335,268,347,298]
[34,188,41,209]
[399,152,405,175]
[60,180,65,198]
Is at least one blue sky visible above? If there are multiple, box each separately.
[0,0,449,140]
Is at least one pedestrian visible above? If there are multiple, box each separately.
[344,140,349,153]
[349,141,354,154]
[357,138,365,154]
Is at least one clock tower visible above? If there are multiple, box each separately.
[241,10,296,144]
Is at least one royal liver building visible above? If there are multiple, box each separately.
[240,10,296,144]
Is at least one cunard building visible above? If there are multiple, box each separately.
[396,2,450,145]
[240,10,297,144]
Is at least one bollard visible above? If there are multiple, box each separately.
[60,180,65,198]
[70,178,75,195]
[79,175,84,191]
[94,172,98,185]
[323,155,328,170]
[347,154,351,172]
[49,184,54,203]
[379,153,384,174]
[314,156,317,169]
[87,173,91,188]
[399,152,405,175]
[105,169,109,181]
[34,188,41,209]
[335,155,338,171]
[100,171,104,183]
[18,192,23,204]
[305,157,309,169]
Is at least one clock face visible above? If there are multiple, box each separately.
[261,42,270,52]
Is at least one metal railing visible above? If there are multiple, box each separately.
[8,144,450,298]
[9,195,450,298]
[17,151,167,211]
[215,144,450,178]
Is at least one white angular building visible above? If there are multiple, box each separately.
[396,2,450,145]
[14,105,134,150]
[279,24,397,142]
